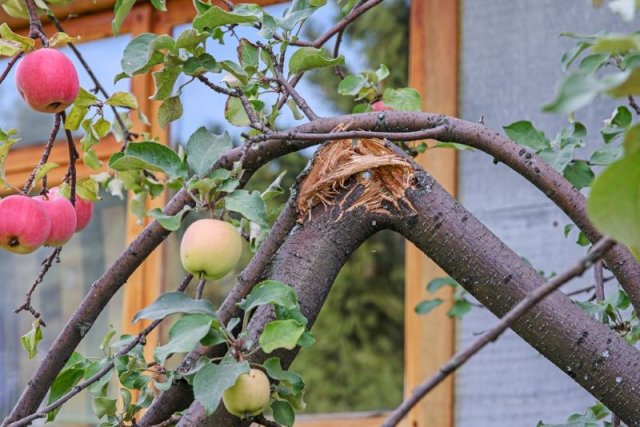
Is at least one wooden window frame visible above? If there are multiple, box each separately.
[1,1,458,425]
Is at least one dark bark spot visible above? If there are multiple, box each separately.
[518,148,526,156]
[461,215,469,223]
[503,274,513,284]
[576,330,589,347]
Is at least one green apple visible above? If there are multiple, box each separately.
[180,219,243,280]
[222,369,271,418]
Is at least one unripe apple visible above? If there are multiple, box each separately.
[372,100,393,112]
[180,219,243,280]
[0,195,51,254]
[15,48,80,114]
[34,194,77,246]
[49,187,94,232]
[222,369,271,418]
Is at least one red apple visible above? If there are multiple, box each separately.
[34,194,77,246]
[49,187,94,232]
[372,100,393,112]
[0,195,51,254]
[15,48,80,113]
[222,369,271,418]
[180,219,243,280]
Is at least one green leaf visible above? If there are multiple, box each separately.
[426,276,458,293]
[186,127,233,177]
[543,72,612,114]
[592,34,640,54]
[0,138,16,189]
[158,96,183,128]
[606,68,640,97]
[382,88,422,112]
[149,205,192,231]
[31,162,59,188]
[112,0,136,36]
[238,280,298,313]
[106,92,138,109]
[448,299,472,319]
[503,121,550,151]
[0,23,35,51]
[238,38,259,70]
[183,54,218,76]
[193,5,259,32]
[590,144,623,165]
[176,28,209,51]
[578,53,610,75]
[414,299,443,315]
[92,397,117,419]
[225,190,268,227]
[150,0,166,10]
[132,292,216,323]
[110,141,186,178]
[624,123,640,154]
[47,363,87,421]
[154,314,217,364]
[49,32,80,48]
[193,361,250,415]
[261,171,286,202]
[337,75,366,96]
[65,105,89,131]
[272,400,295,427]
[288,47,344,75]
[121,33,162,75]
[259,319,305,353]
[76,177,100,201]
[20,321,43,359]
[587,150,640,259]
[263,357,304,392]
[560,41,592,72]
[151,62,183,101]
[563,160,594,190]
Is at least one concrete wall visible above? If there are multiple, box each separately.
[457,1,635,425]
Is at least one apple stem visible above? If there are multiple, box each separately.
[60,112,79,206]
[195,276,207,300]
[23,0,49,47]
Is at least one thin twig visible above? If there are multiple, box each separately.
[48,14,131,144]
[382,238,616,427]
[248,126,446,143]
[24,0,48,47]
[22,113,62,194]
[14,247,62,323]
[333,27,346,79]
[7,274,194,427]
[61,111,79,206]
[0,52,24,86]
[195,277,207,300]
[628,95,640,115]
[253,415,283,427]
[196,75,239,97]
[594,259,605,302]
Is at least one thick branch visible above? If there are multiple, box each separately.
[392,170,640,425]
[383,237,615,426]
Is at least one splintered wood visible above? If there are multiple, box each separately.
[296,137,415,222]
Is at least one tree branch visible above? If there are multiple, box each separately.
[14,247,62,322]
[0,52,24,87]
[382,238,616,427]
[22,113,61,194]
[6,274,193,427]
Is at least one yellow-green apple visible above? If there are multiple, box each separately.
[49,187,94,232]
[34,194,77,246]
[0,195,51,254]
[180,219,243,280]
[222,369,271,418]
[15,48,79,113]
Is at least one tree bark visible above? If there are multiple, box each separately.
[183,168,640,426]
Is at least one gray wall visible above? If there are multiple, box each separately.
[457,1,635,425]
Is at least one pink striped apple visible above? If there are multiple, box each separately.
[34,194,77,246]
[49,187,94,232]
[0,195,51,254]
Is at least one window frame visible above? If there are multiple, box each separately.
[1,1,458,425]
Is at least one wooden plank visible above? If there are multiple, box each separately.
[405,1,459,427]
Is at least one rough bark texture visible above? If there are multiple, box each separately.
[392,170,640,425]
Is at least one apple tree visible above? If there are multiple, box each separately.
[0,0,640,426]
